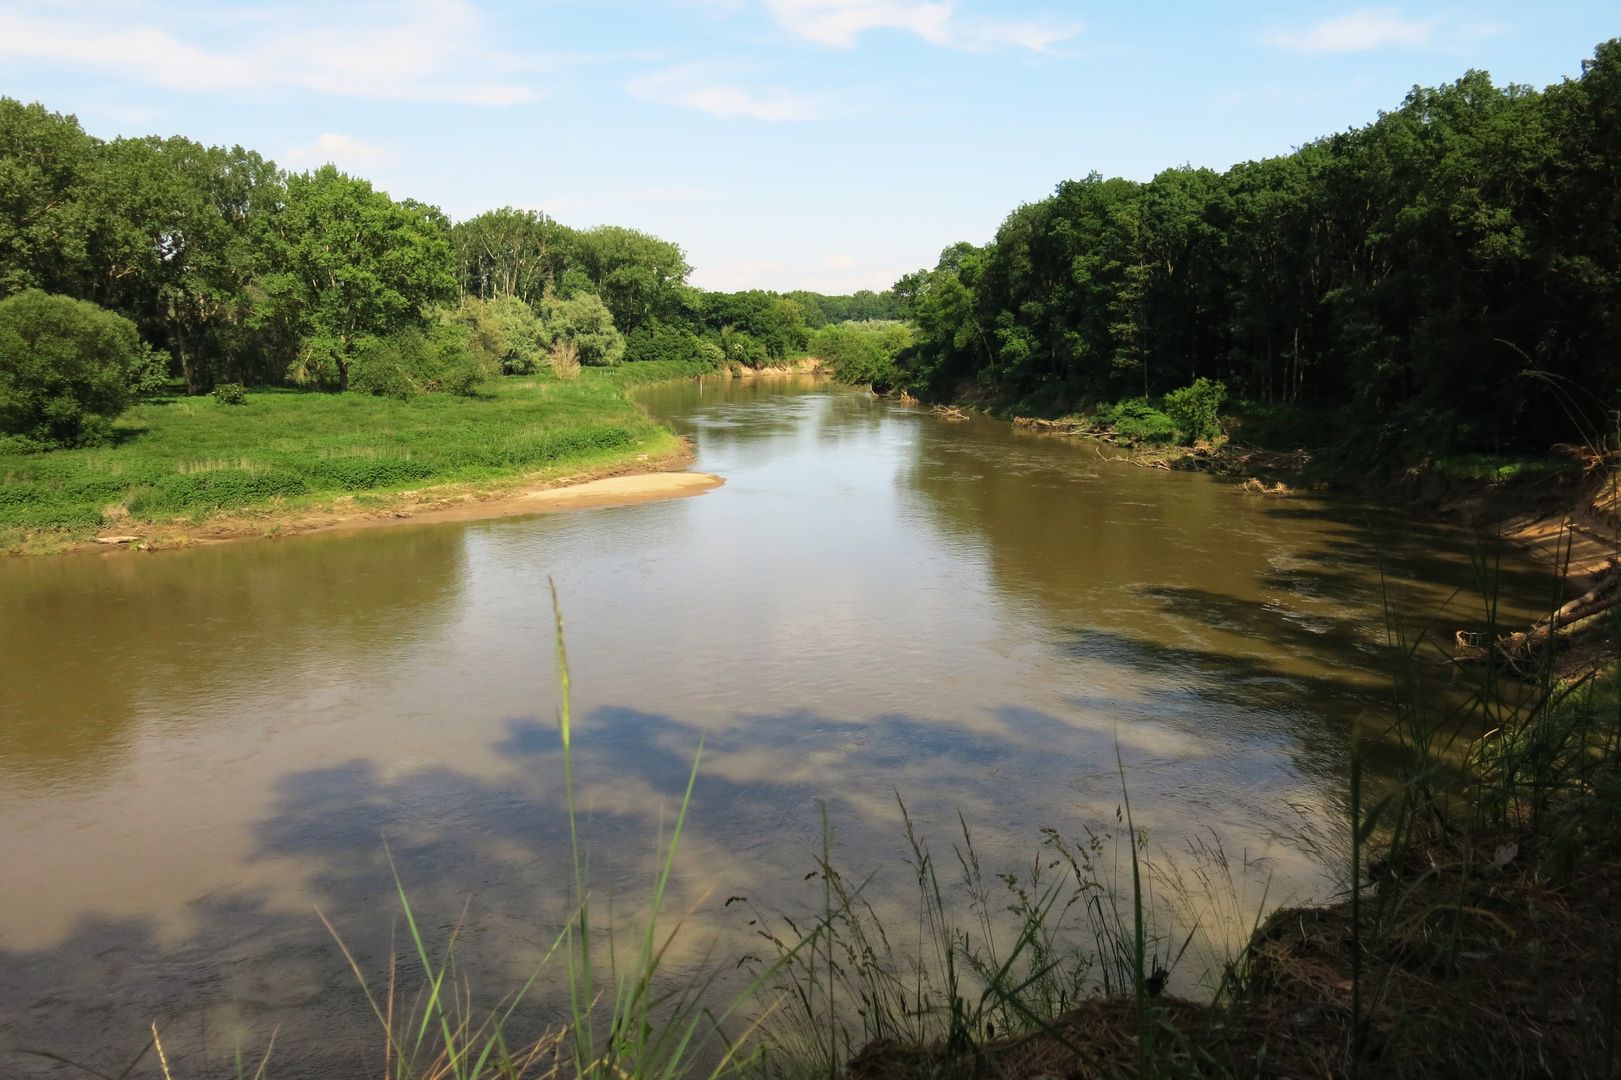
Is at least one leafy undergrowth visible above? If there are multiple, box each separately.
[0,365,701,551]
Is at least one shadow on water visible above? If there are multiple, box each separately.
[0,687,1349,1078]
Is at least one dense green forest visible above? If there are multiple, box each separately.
[0,97,897,448]
[4,38,1619,462]
[890,39,1621,459]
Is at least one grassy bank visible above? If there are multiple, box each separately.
[0,361,714,555]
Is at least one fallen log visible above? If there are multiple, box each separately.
[1457,561,1620,673]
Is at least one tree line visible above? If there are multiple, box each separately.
[892,40,1621,457]
[0,98,898,446]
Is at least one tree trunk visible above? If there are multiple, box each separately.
[1465,563,1620,673]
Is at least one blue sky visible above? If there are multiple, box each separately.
[1,1,1616,293]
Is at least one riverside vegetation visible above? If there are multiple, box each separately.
[0,97,898,549]
[8,33,1621,1080]
[10,39,1619,546]
[0,364,695,552]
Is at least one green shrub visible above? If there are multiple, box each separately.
[1162,377,1228,444]
[213,382,247,405]
[1096,397,1176,443]
[623,320,722,368]
[720,327,769,368]
[448,295,547,375]
[539,292,625,366]
[349,324,493,399]
[810,321,913,388]
[0,290,166,447]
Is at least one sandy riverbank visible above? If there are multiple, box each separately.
[74,450,724,555]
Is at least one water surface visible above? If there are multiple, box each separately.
[0,377,1555,1074]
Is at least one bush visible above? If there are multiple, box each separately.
[623,320,722,368]
[549,338,581,381]
[720,327,769,368]
[448,295,547,375]
[0,290,166,447]
[810,321,913,388]
[213,382,247,405]
[539,292,625,366]
[1095,397,1176,443]
[1162,377,1228,444]
[348,324,494,399]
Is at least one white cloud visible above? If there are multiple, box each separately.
[627,63,824,121]
[823,254,858,270]
[763,0,1080,53]
[285,133,392,167]
[0,0,539,105]
[1268,9,1434,53]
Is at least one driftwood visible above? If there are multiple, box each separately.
[1011,415,1117,439]
[932,404,968,422]
[1458,561,1620,674]
[1013,415,1085,433]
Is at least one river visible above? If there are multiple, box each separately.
[0,376,1556,1075]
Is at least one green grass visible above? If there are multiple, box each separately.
[604,358,728,386]
[0,365,704,550]
[1428,452,1578,483]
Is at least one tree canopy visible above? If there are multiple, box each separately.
[893,40,1621,457]
[262,166,458,391]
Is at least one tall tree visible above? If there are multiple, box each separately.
[262,166,456,391]
[567,226,691,335]
[94,137,285,392]
[0,99,101,298]
[452,207,570,305]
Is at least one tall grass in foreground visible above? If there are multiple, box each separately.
[1326,507,1621,1076]
[310,582,794,1080]
[730,774,1242,1079]
[724,517,1621,1077]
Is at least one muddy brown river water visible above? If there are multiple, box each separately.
[0,376,1558,1075]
